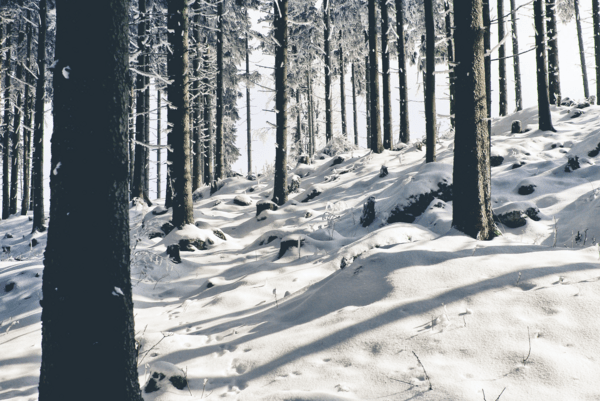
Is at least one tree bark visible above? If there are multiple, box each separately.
[192,1,203,190]
[546,0,560,105]
[365,52,371,147]
[215,1,225,180]
[156,88,161,199]
[21,9,33,216]
[425,0,437,162]
[3,22,12,220]
[574,0,589,99]
[246,31,252,174]
[368,0,383,153]
[202,41,213,185]
[534,0,556,131]
[323,0,333,143]
[452,0,495,240]
[307,68,315,157]
[498,0,508,115]
[510,0,523,111]
[381,0,392,149]
[593,0,600,99]
[32,1,46,232]
[351,62,358,146]
[483,0,491,134]
[396,0,410,143]
[39,0,142,399]
[132,0,148,202]
[445,0,455,129]
[10,19,25,216]
[168,0,194,227]
[273,0,288,206]
[339,32,347,140]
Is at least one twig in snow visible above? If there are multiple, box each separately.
[483,387,507,401]
[273,288,278,307]
[137,333,168,366]
[184,366,193,396]
[412,351,432,390]
[516,272,522,285]
[522,326,532,364]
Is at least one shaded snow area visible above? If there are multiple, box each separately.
[2,105,600,400]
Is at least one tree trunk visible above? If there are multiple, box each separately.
[296,88,302,147]
[246,32,252,175]
[396,0,410,143]
[323,0,333,143]
[132,0,147,202]
[483,0,491,134]
[546,0,560,105]
[156,89,161,199]
[445,0,455,129]
[202,41,213,185]
[339,32,347,140]
[452,0,495,240]
[534,0,556,131]
[510,0,523,111]
[593,0,600,99]
[425,0,437,162]
[215,1,224,180]
[381,0,392,149]
[498,0,508,115]
[21,9,33,216]
[192,1,203,191]
[307,68,315,157]
[168,0,194,227]
[368,0,383,153]
[11,20,25,216]
[31,1,46,232]
[351,62,358,146]
[574,0,589,99]
[3,22,12,220]
[39,0,143,399]
[365,53,371,147]
[273,0,288,206]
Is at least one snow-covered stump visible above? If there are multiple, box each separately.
[256,200,278,216]
[166,244,181,263]
[490,155,504,167]
[278,235,304,259]
[144,362,188,394]
[234,194,252,206]
[360,196,376,227]
[494,202,541,228]
[379,165,388,177]
[511,120,521,134]
[298,155,311,165]
[331,156,345,166]
[288,174,301,193]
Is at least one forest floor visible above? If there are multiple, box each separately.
[2,104,600,400]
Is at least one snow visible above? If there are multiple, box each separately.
[3,105,600,400]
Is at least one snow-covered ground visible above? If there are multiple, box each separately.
[2,104,600,400]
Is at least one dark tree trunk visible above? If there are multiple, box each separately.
[192,1,203,191]
[323,0,333,143]
[593,0,600,99]
[168,0,194,227]
[339,32,347,140]
[574,0,589,99]
[246,32,252,175]
[534,0,556,131]
[156,89,162,198]
[295,88,302,146]
[144,78,150,196]
[215,1,224,180]
[381,0,392,149]
[21,9,33,216]
[445,0,455,129]
[3,22,12,220]
[483,0,491,134]
[545,0,560,105]
[452,0,495,240]
[368,0,383,153]
[510,0,523,111]
[202,40,213,185]
[132,0,148,202]
[273,0,288,206]
[425,0,437,162]
[10,20,25,216]
[498,0,508,115]
[351,62,358,146]
[396,0,410,143]
[38,0,143,399]
[365,53,371,147]
[307,69,315,157]
[31,1,46,232]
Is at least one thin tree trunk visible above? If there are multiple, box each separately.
[31,1,46,232]
[510,0,523,111]
[425,0,437,162]
[593,0,600,99]
[574,0,589,99]
[365,52,371,147]
[21,9,33,216]
[498,0,508,115]
[339,32,347,140]
[168,0,194,227]
[246,31,252,175]
[272,0,288,206]
[445,0,455,129]
[381,0,392,149]
[202,40,213,185]
[307,68,315,158]
[39,0,143,398]
[452,0,495,240]
[192,1,202,191]
[296,88,301,147]
[3,22,12,220]
[351,62,358,146]
[483,0,491,134]
[11,20,25,216]
[323,0,333,143]
[396,0,410,143]
[215,1,224,180]
[156,89,161,199]
[546,0,561,105]
[368,0,383,153]
[132,0,147,202]
[534,0,556,131]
